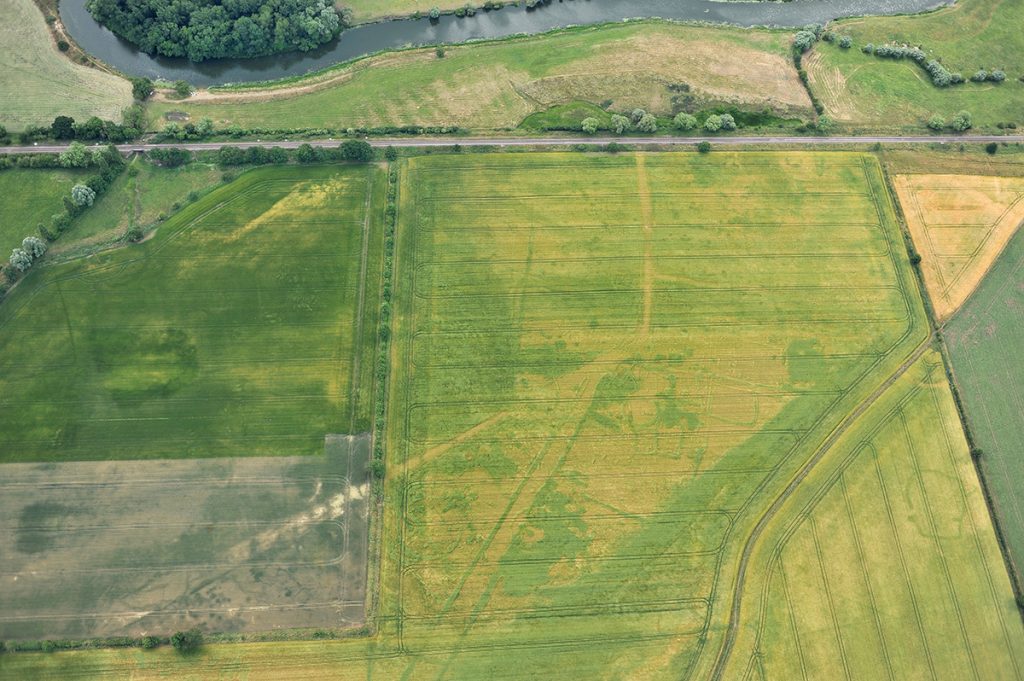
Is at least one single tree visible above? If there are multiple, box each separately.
[130,77,154,101]
[610,114,629,135]
[295,143,317,163]
[9,248,32,272]
[51,116,76,140]
[703,115,722,132]
[22,237,47,259]
[71,184,97,207]
[838,35,853,49]
[581,117,599,134]
[719,113,737,131]
[339,139,374,162]
[927,114,945,131]
[428,6,441,19]
[697,141,712,153]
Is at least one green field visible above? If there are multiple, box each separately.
[1,0,132,132]
[148,22,809,132]
[946,224,1024,591]
[0,168,86,255]
[0,164,384,462]
[810,0,1024,129]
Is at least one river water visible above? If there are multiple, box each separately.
[60,0,950,86]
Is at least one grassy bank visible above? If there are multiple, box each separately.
[148,22,811,133]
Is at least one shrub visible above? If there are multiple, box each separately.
[927,114,945,130]
[428,6,441,18]
[838,35,853,49]
[697,141,712,153]
[384,146,398,161]
[862,43,874,54]
[634,113,658,133]
[925,60,953,87]
[990,69,1006,82]
[217,146,246,166]
[435,46,445,58]
[71,184,96,207]
[126,225,144,242]
[971,69,989,82]
[629,108,647,124]
[950,110,973,131]
[673,112,698,131]
[580,117,599,134]
[718,113,737,131]
[610,114,629,134]
[295,143,318,163]
[148,147,191,167]
[141,636,161,649]
[703,115,722,132]
[172,80,191,98]
[51,115,76,140]
[986,142,999,155]
[793,30,817,54]
[57,40,70,52]
[170,628,203,654]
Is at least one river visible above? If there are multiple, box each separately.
[60,0,951,87]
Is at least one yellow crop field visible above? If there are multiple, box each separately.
[894,173,1024,319]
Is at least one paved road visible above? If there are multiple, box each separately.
[5,134,1024,155]
[708,334,935,680]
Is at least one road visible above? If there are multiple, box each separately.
[708,334,935,680]
[4,134,1024,155]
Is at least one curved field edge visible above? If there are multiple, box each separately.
[0,0,131,132]
[721,350,1024,679]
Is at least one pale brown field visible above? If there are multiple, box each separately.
[894,173,1024,319]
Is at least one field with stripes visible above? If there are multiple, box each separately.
[2,150,1023,680]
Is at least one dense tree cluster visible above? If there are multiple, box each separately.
[86,0,344,62]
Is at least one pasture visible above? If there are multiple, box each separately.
[0,164,384,463]
[726,351,1024,679]
[148,22,809,132]
[894,171,1024,319]
[946,225,1024,592]
[0,0,131,132]
[810,0,1024,129]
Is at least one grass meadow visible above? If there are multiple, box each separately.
[0,164,384,463]
[726,351,1024,679]
[809,0,1024,129]
[0,0,132,132]
[946,225,1024,593]
[148,22,809,132]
